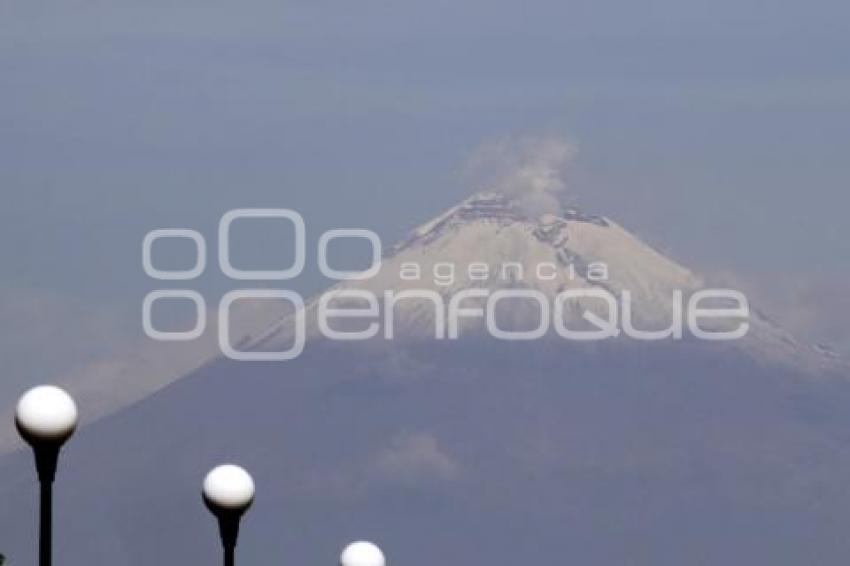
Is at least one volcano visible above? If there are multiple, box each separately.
[251,192,835,372]
[0,193,847,566]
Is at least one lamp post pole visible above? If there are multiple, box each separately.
[15,386,78,566]
[202,464,255,566]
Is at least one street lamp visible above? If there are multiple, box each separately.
[340,541,386,566]
[202,464,255,566]
[15,385,79,566]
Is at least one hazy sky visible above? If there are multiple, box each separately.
[1,0,848,416]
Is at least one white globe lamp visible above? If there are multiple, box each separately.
[15,385,79,566]
[16,385,78,448]
[340,541,386,566]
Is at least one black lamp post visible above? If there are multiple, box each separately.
[15,386,78,566]
[203,464,255,566]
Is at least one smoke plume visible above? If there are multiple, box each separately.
[465,135,577,216]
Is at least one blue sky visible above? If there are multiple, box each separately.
[1,0,849,415]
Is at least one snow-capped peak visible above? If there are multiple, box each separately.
[246,191,841,373]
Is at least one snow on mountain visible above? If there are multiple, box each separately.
[249,192,841,373]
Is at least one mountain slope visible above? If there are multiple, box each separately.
[1,338,849,566]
